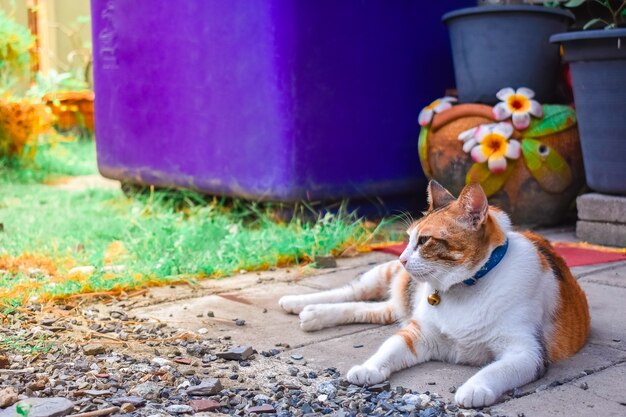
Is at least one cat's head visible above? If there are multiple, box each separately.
[399,180,510,291]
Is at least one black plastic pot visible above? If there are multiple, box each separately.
[443,5,574,104]
[551,29,626,195]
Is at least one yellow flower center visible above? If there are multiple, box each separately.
[506,94,530,113]
[481,133,508,158]
[425,99,441,110]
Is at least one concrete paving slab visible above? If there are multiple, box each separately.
[132,282,379,351]
[48,174,121,190]
[582,281,626,351]
[579,263,626,288]
[535,226,578,243]
[290,326,476,402]
[582,362,626,405]
[491,363,626,417]
[289,323,626,403]
[124,253,390,309]
[572,260,626,280]
[298,254,395,290]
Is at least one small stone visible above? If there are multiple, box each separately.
[418,393,431,406]
[235,319,246,326]
[190,399,221,412]
[83,389,110,396]
[0,387,18,408]
[368,381,391,392]
[403,394,420,405]
[580,382,589,390]
[314,256,337,268]
[197,328,209,334]
[83,344,106,356]
[166,404,194,414]
[421,407,442,417]
[613,338,621,343]
[109,396,146,407]
[216,346,254,361]
[317,382,336,396]
[247,404,276,414]
[207,311,215,317]
[0,355,9,368]
[290,354,303,361]
[120,403,135,413]
[288,367,298,377]
[151,357,172,367]
[174,357,192,365]
[448,386,456,394]
[352,344,364,348]
[3,397,74,417]
[27,376,48,391]
[187,379,223,396]
[129,382,161,400]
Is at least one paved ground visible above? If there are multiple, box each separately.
[128,227,626,417]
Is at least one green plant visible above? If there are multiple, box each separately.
[27,70,90,97]
[562,0,626,29]
[0,8,35,91]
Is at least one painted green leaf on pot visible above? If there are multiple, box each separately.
[522,138,572,193]
[523,105,576,138]
[465,161,515,198]
[418,126,432,178]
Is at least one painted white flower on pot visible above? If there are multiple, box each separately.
[492,87,543,130]
[458,122,521,173]
[418,96,457,126]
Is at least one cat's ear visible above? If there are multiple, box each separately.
[458,183,488,229]
[427,180,455,211]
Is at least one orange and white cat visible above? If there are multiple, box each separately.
[279,181,589,408]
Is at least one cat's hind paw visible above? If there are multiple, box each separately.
[299,305,335,331]
[346,364,387,386]
[455,382,497,408]
[278,295,306,314]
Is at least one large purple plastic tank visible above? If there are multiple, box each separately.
[91,1,467,202]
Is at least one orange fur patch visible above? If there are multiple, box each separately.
[365,305,395,324]
[397,320,421,356]
[521,232,590,361]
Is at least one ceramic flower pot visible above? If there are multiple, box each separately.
[442,5,574,104]
[0,99,54,158]
[418,89,584,227]
[43,91,95,134]
[550,29,626,195]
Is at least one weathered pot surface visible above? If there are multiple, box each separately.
[419,103,584,227]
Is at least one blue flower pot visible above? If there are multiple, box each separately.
[443,5,574,105]
[551,29,626,195]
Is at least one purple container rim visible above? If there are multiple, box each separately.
[442,5,575,25]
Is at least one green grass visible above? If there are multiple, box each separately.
[0,140,382,306]
[0,333,53,355]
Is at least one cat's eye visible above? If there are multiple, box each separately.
[417,235,430,246]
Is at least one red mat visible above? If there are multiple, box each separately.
[372,242,626,268]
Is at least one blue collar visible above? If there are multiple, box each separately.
[463,239,509,286]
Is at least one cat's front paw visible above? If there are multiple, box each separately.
[455,381,497,408]
[278,295,306,314]
[346,364,387,386]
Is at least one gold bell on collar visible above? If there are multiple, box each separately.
[427,290,441,306]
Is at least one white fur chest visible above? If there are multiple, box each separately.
[411,233,558,365]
